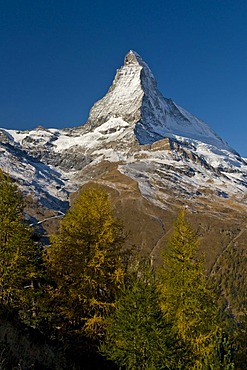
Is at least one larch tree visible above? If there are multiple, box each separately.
[45,185,128,339]
[159,209,234,369]
[0,170,40,318]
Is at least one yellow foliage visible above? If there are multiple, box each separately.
[45,185,128,339]
[0,170,39,310]
[159,210,222,366]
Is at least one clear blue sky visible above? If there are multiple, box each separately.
[0,0,246,156]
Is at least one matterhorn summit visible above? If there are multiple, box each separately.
[87,50,148,128]
[87,50,234,151]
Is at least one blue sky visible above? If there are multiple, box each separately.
[0,0,246,156]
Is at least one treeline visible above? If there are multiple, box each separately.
[0,169,246,369]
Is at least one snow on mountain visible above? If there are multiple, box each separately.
[0,51,246,211]
[88,51,235,152]
[0,127,72,210]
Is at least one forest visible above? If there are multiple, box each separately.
[0,169,246,370]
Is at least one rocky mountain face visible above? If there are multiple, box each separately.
[0,51,246,308]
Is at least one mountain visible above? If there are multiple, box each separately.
[0,50,246,207]
[0,51,246,310]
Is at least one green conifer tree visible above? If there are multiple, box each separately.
[45,185,128,339]
[100,262,176,370]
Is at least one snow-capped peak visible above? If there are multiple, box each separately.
[86,51,235,153]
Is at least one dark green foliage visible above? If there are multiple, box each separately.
[100,262,175,370]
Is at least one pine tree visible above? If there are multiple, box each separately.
[45,185,128,339]
[0,170,40,317]
[100,262,176,370]
[159,209,234,369]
